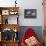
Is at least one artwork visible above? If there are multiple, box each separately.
[9,10,18,15]
[24,9,37,18]
[2,10,9,15]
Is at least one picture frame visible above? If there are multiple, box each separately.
[2,10,9,15]
[9,10,18,15]
[24,9,37,18]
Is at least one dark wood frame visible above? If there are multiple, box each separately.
[24,9,37,18]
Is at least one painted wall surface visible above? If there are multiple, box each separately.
[18,0,44,26]
[0,0,44,26]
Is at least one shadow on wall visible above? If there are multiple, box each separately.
[18,26,43,44]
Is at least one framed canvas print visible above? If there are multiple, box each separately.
[24,9,37,18]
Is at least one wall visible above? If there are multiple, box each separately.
[0,0,44,26]
[18,0,44,26]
